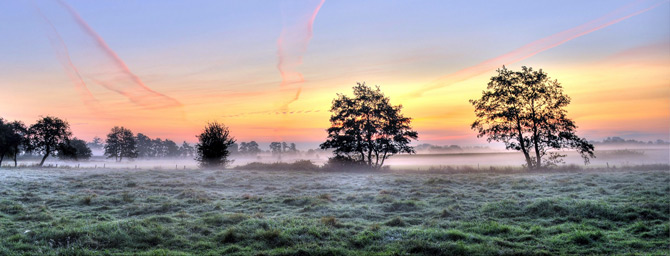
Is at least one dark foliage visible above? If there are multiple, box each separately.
[0,119,28,167]
[27,116,72,166]
[320,83,418,169]
[57,138,92,161]
[238,141,261,156]
[234,160,320,171]
[104,126,138,162]
[195,122,235,168]
[470,66,594,169]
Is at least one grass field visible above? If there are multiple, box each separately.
[0,167,668,255]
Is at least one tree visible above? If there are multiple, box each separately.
[195,122,235,167]
[270,142,282,155]
[470,66,595,169]
[136,133,153,157]
[179,141,195,157]
[0,119,9,167]
[320,83,418,169]
[0,119,28,167]
[28,116,72,167]
[164,139,180,157]
[57,138,92,161]
[104,126,138,162]
[86,136,104,151]
[239,141,260,156]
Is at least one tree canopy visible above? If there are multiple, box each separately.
[0,119,28,167]
[57,138,92,161]
[320,83,418,169]
[27,116,72,166]
[195,122,235,168]
[104,126,138,162]
[470,66,594,169]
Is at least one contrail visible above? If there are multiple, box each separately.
[408,0,667,98]
[32,3,100,111]
[277,0,325,109]
[55,0,182,109]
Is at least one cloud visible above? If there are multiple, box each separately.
[407,0,667,98]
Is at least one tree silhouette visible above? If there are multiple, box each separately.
[57,138,92,161]
[270,142,282,155]
[320,83,418,169]
[104,126,138,162]
[136,133,153,157]
[239,141,261,156]
[0,119,28,167]
[27,116,72,167]
[179,141,195,157]
[0,118,9,167]
[470,66,594,169]
[86,136,104,151]
[195,122,235,168]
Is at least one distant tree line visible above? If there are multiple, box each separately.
[0,116,91,167]
[103,127,196,161]
[591,137,669,145]
[269,142,298,156]
[236,141,261,156]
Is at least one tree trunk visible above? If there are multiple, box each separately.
[379,152,388,168]
[532,130,541,168]
[516,120,533,169]
[39,150,49,167]
[0,154,4,168]
[530,99,542,169]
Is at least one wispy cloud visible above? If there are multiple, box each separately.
[407,0,667,98]
[277,0,325,109]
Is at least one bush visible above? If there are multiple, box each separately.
[195,122,235,168]
[234,160,320,171]
[322,156,372,171]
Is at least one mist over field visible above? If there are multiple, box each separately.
[18,145,669,171]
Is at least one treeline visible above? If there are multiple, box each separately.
[591,137,669,146]
[0,116,90,167]
[103,127,198,161]
[414,144,491,153]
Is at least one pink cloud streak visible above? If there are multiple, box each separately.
[408,0,667,98]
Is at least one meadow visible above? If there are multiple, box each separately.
[0,165,668,255]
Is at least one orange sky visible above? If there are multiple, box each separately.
[0,0,668,147]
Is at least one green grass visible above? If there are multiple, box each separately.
[0,167,668,255]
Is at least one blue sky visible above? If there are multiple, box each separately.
[0,0,668,147]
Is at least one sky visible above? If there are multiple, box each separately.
[0,0,668,149]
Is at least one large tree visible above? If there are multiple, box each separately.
[320,83,418,169]
[28,116,72,167]
[104,126,138,162]
[195,122,235,168]
[470,66,594,169]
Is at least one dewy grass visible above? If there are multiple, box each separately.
[0,167,668,255]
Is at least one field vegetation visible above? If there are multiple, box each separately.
[0,166,668,255]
